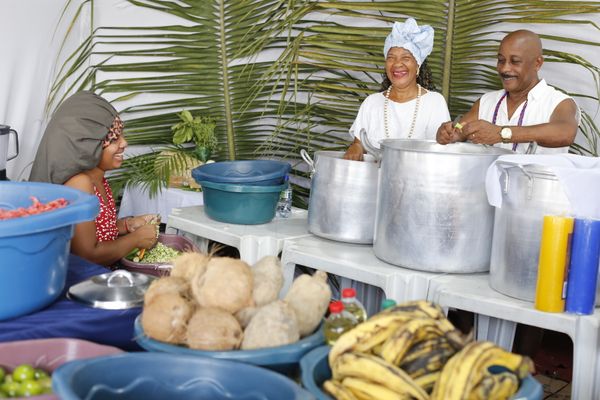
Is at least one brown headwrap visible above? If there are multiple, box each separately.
[29,91,118,184]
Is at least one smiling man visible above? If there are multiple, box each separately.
[436,30,580,154]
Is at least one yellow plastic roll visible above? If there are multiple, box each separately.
[534,215,574,312]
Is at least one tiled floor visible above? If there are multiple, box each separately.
[533,330,573,399]
[537,375,571,399]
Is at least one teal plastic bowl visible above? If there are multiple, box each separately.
[134,315,324,374]
[300,346,543,400]
[198,180,287,225]
[52,353,313,400]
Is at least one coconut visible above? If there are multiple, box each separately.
[234,306,259,329]
[170,252,210,282]
[186,308,243,350]
[141,293,192,344]
[241,300,300,350]
[251,256,284,307]
[144,276,190,305]
[284,270,331,336]
[191,257,253,314]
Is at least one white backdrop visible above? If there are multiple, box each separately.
[1,0,599,181]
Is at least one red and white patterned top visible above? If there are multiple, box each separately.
[93,178,119,242]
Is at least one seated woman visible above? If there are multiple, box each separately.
[344,18,450,160]
[29,91,158,267]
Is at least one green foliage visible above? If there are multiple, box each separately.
[171,110,217,152]
[51,0,600,198]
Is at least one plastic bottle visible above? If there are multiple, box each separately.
[276,175,292,218]
[381,299,397,311]
[341,288,368,323]
[324,301,358,345]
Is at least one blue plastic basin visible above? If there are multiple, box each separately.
[52,352,314,400]
[300,346,544,400]
[0,181,99,321]
[199,180,287,225]
[134,315,324,374]
[192,160,291,186]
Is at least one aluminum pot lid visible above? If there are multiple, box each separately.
[67,269,155,310]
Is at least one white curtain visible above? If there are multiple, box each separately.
[0,0,89,181]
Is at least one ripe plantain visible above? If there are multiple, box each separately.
[380,318,448,365]
[323,379,360,400]
[328,313,411,364]
[342,377,412,400]
[332,351,429,400]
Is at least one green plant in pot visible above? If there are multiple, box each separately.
[172,110,217,162]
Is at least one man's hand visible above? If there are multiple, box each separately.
[343,140,365,161]
[461,120,502,145]
[436,121,462,145]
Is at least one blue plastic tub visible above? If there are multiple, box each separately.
[134,315,324,374]
[199,180,287,225]
[192,160,291,186]
[52,352,313,400]
[300,346,544,400]
[0,181,98,320]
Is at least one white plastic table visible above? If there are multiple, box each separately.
[427,273,600,400]
[280,235,444,312]
[165,205,311,265]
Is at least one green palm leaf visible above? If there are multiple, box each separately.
[49,0,600,199]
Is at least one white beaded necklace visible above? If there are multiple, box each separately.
[384,84,422,139]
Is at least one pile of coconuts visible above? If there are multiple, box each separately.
[141,252,331,351]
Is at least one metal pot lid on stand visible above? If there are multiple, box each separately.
[67,269,155,310]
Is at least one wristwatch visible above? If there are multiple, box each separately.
[500,126,512,144]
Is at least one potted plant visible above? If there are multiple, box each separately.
[171,110,217,162]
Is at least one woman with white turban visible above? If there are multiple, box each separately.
[344,18,450,160]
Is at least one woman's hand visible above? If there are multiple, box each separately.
[436,121,462,145]
[343,140,365,161]
[132,223,159,249]
[127,214,161,232]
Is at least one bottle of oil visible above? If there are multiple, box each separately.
[341,288,368,323]
[324,301,358,345]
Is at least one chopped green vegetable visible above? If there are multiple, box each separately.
[136,243,181,264]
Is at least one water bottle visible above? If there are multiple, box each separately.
[324,301,358,345]
[381,299,397,311]
[341,288,368,323]
[276,175,292,218]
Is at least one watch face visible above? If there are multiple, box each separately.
[501,127,512,139]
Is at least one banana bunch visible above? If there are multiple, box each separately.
[325,301,468,399]
[431,341,534,400]
[324,300,533,400]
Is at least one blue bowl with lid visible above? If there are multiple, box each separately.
[192,160,291,186]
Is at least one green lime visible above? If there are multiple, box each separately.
[17,379,43,397]
[33,368,49,380]
[0,381,19,397]
[12,364,35,383]
[0,366,5,382]
[38,376,52,391]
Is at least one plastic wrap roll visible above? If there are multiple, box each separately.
[534,215,574,313]
[565,218,600,315]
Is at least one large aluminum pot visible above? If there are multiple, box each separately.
[302,149,379,244]
[489,162,573,301]
[362,135,512,273]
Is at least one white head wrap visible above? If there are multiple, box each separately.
[383,18,434,66]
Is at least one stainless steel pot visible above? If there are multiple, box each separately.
[489,162,573,301]
[302,149,379,244]
[362,134,512,273]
